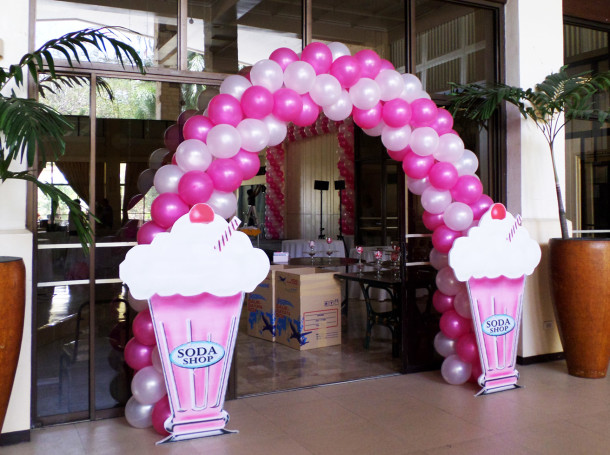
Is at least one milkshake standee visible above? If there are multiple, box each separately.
[120,203,270,443]
[449,203,541,395]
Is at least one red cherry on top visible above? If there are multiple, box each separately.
[490,203,507,220]
[189,203,215,223]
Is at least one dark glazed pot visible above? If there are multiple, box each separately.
[549,239,610,378]
[0,257,26,430]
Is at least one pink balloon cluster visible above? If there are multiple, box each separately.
[335,120,356,235]
[265,145,285,239]
[123,291,171,435]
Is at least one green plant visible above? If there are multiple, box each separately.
[0,27,145,252]
[448,66,610,239]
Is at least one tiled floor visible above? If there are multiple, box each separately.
[6,360,610,455]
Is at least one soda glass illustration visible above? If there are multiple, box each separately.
[449,203,541,395]
[120,204,270,442]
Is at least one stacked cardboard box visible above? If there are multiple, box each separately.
[246,265,304,342]
[274,268,342,350]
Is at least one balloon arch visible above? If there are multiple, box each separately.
[124,42,496,433]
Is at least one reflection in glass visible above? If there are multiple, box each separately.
[36,0,179,69]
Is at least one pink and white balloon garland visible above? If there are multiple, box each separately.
[135,41,503,388]
[265,144,285,239]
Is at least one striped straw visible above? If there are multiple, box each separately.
[215,217,242,251]
[507,214,522,242]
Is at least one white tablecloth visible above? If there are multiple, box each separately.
[281,239,346,259]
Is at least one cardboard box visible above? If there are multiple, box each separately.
[246,265,307,342]
[274,268,342,350]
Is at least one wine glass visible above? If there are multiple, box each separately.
[374,249,383,276]
[326,237,334,262]
[355,246,364,274]
[307,240,316,264]
[390,248,400,277]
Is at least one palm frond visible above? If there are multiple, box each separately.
[38,74,114,101]
[0,169,94,254]
[0,96,72,166]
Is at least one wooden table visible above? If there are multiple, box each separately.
[287,257,358,268]
[333,270,402,357]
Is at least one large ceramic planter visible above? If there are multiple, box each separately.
[0,257,26,431]
[549,238,610,378]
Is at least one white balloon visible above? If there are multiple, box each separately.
[409,126,439,157]
[349,77,381,110]
[128,290,148,312]
[363,119,386,137]
[131,366,167,405]
[327,42,351,60]
[219,74,252,101]
[375,69,404,101]
[207,190,237,219]
[309,74,342,107]
[381,125,412,153]
[434,133,465,162]
[400,73,423,102]
[454,149,479,176]
[441,354,472,385]
[323,89,353,121]
[283,61,316,94]
[175,139,212,172]
[406,176,430,195]
[153,164,184,194]
[429,248,449,270]
[434,331,456,358]
[263,114,288,146]
[421,187,452,214]
[250,59,284,92]
[206,124,242,158]
[237,118,270,152]
[443,202,474,231]
[436,266,464,296]
[124,396,153,428]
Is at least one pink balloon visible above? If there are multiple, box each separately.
[354,49,381,79]
[133,309,156,346]
[469,194,494,220]
[272,88,303,122]
[470,358,483,383]
[402,150,434,179]
[456,333,478,363]
[352,103,382,129]
[124,337,153,371]
[152,396,171,436]
[163,124,181,152]
[433,290,455,313]
[182,115,214,142]
[136,221,166,245]
[382,98,411,128]
[294,93,320,127]
[428,162,459,190]
[207,93,243,127]
[379,59,395,71]
[232,149,261,180]
[301,42,333,75]
[440,310,471,340]
[177,170,214,206]
[432,225,461,254]
[150,192,190,228]
[206,158,243,192]
[330,55,362,89]
[269,47,299,70]
[241,86,274,119]
[430,108,454,134]
[451,175,483,205]
[387,146,409,161]
[422,211,445,231]
[410,98,439,127]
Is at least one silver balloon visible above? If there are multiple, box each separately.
[148,148,170,170]
[125,396,153,428]
[207,190,237,219]
[137,169,155,195]
[434,331,456,358]
[197,86,220,111]
[453,289,472,319]
[441,354,472,385]
[429,248,449,270]
[131,366,167,405]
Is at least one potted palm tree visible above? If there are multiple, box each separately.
[0,27,144,431]
[447,67,610,378]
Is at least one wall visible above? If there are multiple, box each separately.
[0,2,33,435]
[504,0,565,358]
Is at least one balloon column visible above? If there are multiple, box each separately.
[128,41,500,428]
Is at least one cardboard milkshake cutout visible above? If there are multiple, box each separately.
[449,203,541,395]
[120,203,270,443]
